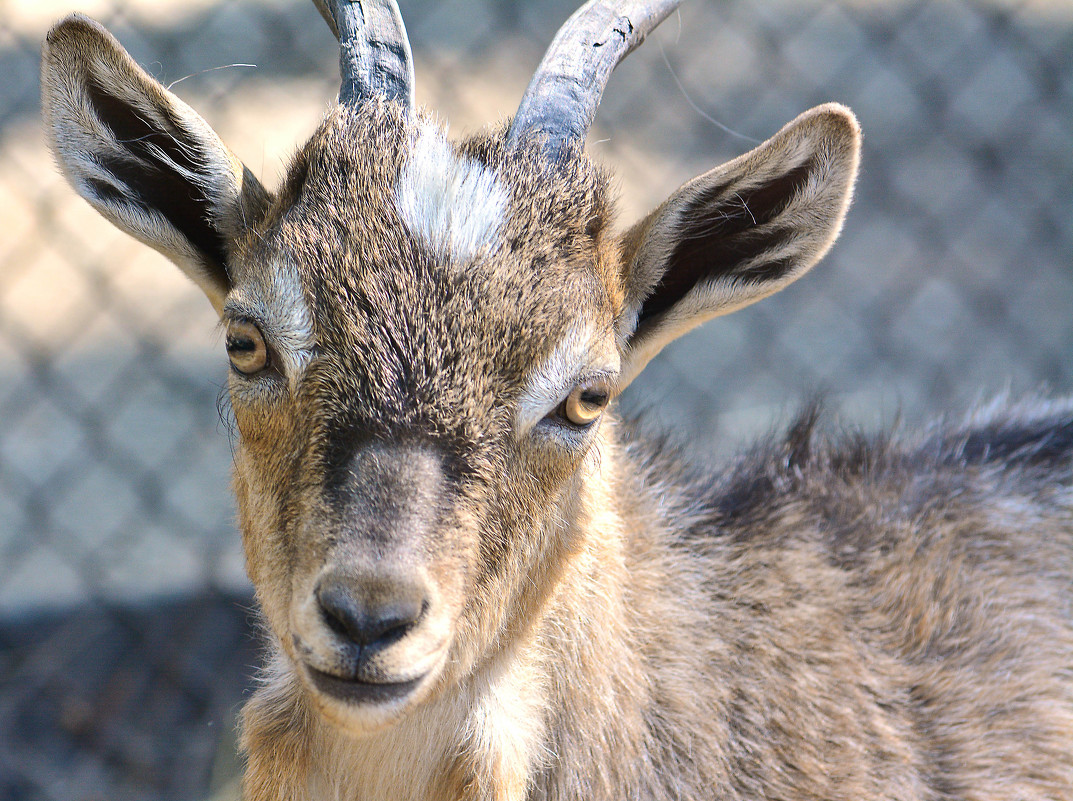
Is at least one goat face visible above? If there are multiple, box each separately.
[227,104,621,732]
[41,8,859,736]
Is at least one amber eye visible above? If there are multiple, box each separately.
[225,319,269,376]
[559,380,611,427]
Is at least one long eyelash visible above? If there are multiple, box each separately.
[214,380,238,462]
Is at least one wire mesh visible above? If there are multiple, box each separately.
[1,0,1071,797]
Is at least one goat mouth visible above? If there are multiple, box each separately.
[306,666,425,705]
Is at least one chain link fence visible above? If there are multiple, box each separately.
[1,0,1071,798]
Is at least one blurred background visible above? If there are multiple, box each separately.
[1,0,1070,798]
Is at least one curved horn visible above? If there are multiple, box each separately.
[506,0,680,157]
[311,0,415,111]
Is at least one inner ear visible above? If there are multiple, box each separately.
[82,77,232,275]
[637,158,818,325]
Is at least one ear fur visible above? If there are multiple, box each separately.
[41,14,271,312]
[616,103,861,388]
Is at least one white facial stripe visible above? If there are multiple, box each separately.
[227,258,316,382]
[394,123,508,261]
[516,320,620,436]
[267,259,315,355]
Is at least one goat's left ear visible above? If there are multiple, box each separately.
[616,103,861,389]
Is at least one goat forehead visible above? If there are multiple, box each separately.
[293,241,610,441]
[263,106,615,382]
[304,253,610,403]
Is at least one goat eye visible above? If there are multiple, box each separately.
[559,380,611,427]
[225,320,269,376]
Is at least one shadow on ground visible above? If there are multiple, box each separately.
[0,592,258,801]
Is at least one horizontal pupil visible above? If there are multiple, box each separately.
[227,337,256,353]
[579,391,608,407]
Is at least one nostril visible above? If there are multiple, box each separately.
[315,578,426,652]
[318,585,360,640]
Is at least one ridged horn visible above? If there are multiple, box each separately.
[311,0,415,111]
[506,0,680,157]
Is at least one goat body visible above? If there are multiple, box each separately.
[40,2,1073,799]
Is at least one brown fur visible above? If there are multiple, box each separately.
[40,8,1073,801]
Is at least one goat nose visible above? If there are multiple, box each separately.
[315,575,426,652]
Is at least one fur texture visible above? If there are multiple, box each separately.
[40,9,1073,801]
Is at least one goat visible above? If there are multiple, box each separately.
[41,1,1073,799]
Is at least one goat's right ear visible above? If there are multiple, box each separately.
[41,14,271,313]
